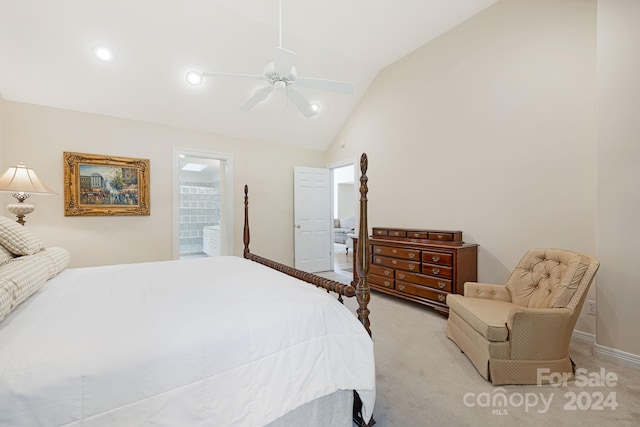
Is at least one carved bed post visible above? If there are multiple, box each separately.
[243,184,250,258]
[353,153,375,426]
[355,153,371,337]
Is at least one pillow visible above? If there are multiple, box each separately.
[0,215,45,255]
[0,244,15,267]
[0,247,70,321]
[39,247,72,279]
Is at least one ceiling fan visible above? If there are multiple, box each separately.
[185,0,354,118]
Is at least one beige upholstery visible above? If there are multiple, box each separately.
[446,248,599,385]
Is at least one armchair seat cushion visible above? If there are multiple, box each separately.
[447,294,515,342]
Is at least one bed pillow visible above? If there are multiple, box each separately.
[0,215,45,256]
[0,247,70,321]
[0,244,15,267]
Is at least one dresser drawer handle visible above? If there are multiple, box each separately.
[408,252,415,259]
[384,281,391,287]
[392,259,397,265]
[438,281,446,289]
[393,232,401,236]
[398,284,405,291]
[392,249,397,254]
[384,270,390,276]
[432,255,440,262]
[376,230,384,235]
[436,234,444,239]
[409,264,416,270]
[438,294,446,302]
[432,268,440,274]
[376,248,382,253]
[375,258,382,264]
[413,233,420,237]
[398,273,405,279]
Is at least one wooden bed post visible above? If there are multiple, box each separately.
[355,153,371,337]
[243,184,250,258]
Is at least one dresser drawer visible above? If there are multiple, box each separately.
[421,263,453,279]
[396,281,448,304]
[369,274,394,290]
[372,246,419,261]
[426,231,463,242]
[421,251,453,266]
[388,229,406,238]
[370,264,394,278]
[372,228,389,237]
[406,230,429,239]
[395,271,452,292]
[373,255,420,272]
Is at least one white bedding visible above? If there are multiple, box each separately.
[0,256,375,426]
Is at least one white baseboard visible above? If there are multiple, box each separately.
[593,343,640,370]
[572,330,640,369]
[572,330,596,345]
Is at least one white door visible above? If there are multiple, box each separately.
[294,167,331,272]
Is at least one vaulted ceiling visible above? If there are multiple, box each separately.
[0,0,497,150]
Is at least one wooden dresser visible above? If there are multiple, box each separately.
[352,228,478,315]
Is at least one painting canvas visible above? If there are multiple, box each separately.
[64,152,150,216]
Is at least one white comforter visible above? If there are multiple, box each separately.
[0,256,375,426]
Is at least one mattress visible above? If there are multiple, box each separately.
[0,256,375,426]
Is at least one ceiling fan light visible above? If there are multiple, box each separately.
[185,71,203,86]
[93,46,112,61]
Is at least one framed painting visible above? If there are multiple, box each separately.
[63,152,150,216]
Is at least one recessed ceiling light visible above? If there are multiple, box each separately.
[185,71,203,86]
[181,163,207,172]
[311,103,320,113]
[93,46,112,61]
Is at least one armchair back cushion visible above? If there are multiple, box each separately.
[505,249,591,309]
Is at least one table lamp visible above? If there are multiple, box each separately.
[0,163,55,225]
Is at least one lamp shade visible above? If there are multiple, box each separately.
[0,163,55,195]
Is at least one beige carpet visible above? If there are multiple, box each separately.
[322,272,640,427]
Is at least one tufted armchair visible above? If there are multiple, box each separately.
[446,249,599,385]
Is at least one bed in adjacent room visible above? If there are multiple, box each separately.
[0,155,375,427]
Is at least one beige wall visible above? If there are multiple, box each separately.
[596,0,640,356]
[0,94,4,165]
[2,101,323,268]
[326,0,599,333]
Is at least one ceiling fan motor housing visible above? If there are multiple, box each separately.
[264,62,297,84]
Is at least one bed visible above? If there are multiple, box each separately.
[0,154,375,427]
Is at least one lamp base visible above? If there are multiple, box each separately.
[7,203,34,226]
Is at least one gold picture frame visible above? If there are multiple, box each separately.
[63,152,150,216]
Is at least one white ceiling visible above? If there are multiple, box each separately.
[0,0,497,151]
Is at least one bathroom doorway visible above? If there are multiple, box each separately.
[173,148,233,259]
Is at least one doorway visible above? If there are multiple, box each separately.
[329,161,358,278]
[173,148,234,259]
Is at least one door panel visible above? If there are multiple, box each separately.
[294,167,331,272]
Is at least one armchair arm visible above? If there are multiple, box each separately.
[506,307,574,360]
[464,282,511,302]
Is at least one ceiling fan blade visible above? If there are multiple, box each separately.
[202,71,265,80]
[274,47,296,77]
[287,88,317,118]
[296,77,354,94]
[239,86,274,111]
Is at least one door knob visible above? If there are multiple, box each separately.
[295,224,301,228]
